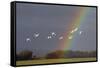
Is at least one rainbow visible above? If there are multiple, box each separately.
[57,7,89,51]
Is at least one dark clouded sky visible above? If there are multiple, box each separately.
[16,3,96,56]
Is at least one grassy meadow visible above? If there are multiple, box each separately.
[16,57,96,66]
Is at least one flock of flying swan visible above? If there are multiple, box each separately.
[26,28,83,42]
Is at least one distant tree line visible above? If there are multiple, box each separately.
[16,50,42,61]
[16,50,96,61]
[64,50,96,58]
[46,50,96,59]
[16,50,33,60]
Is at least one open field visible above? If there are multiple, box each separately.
[16,58,96,66]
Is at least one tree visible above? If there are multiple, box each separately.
[46,50,65,59]
[16,50,33,60]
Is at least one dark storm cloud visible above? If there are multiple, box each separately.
[16,3,96,56]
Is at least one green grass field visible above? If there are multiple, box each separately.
[16,58,96,66]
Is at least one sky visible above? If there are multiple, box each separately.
[16,3,96,57]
